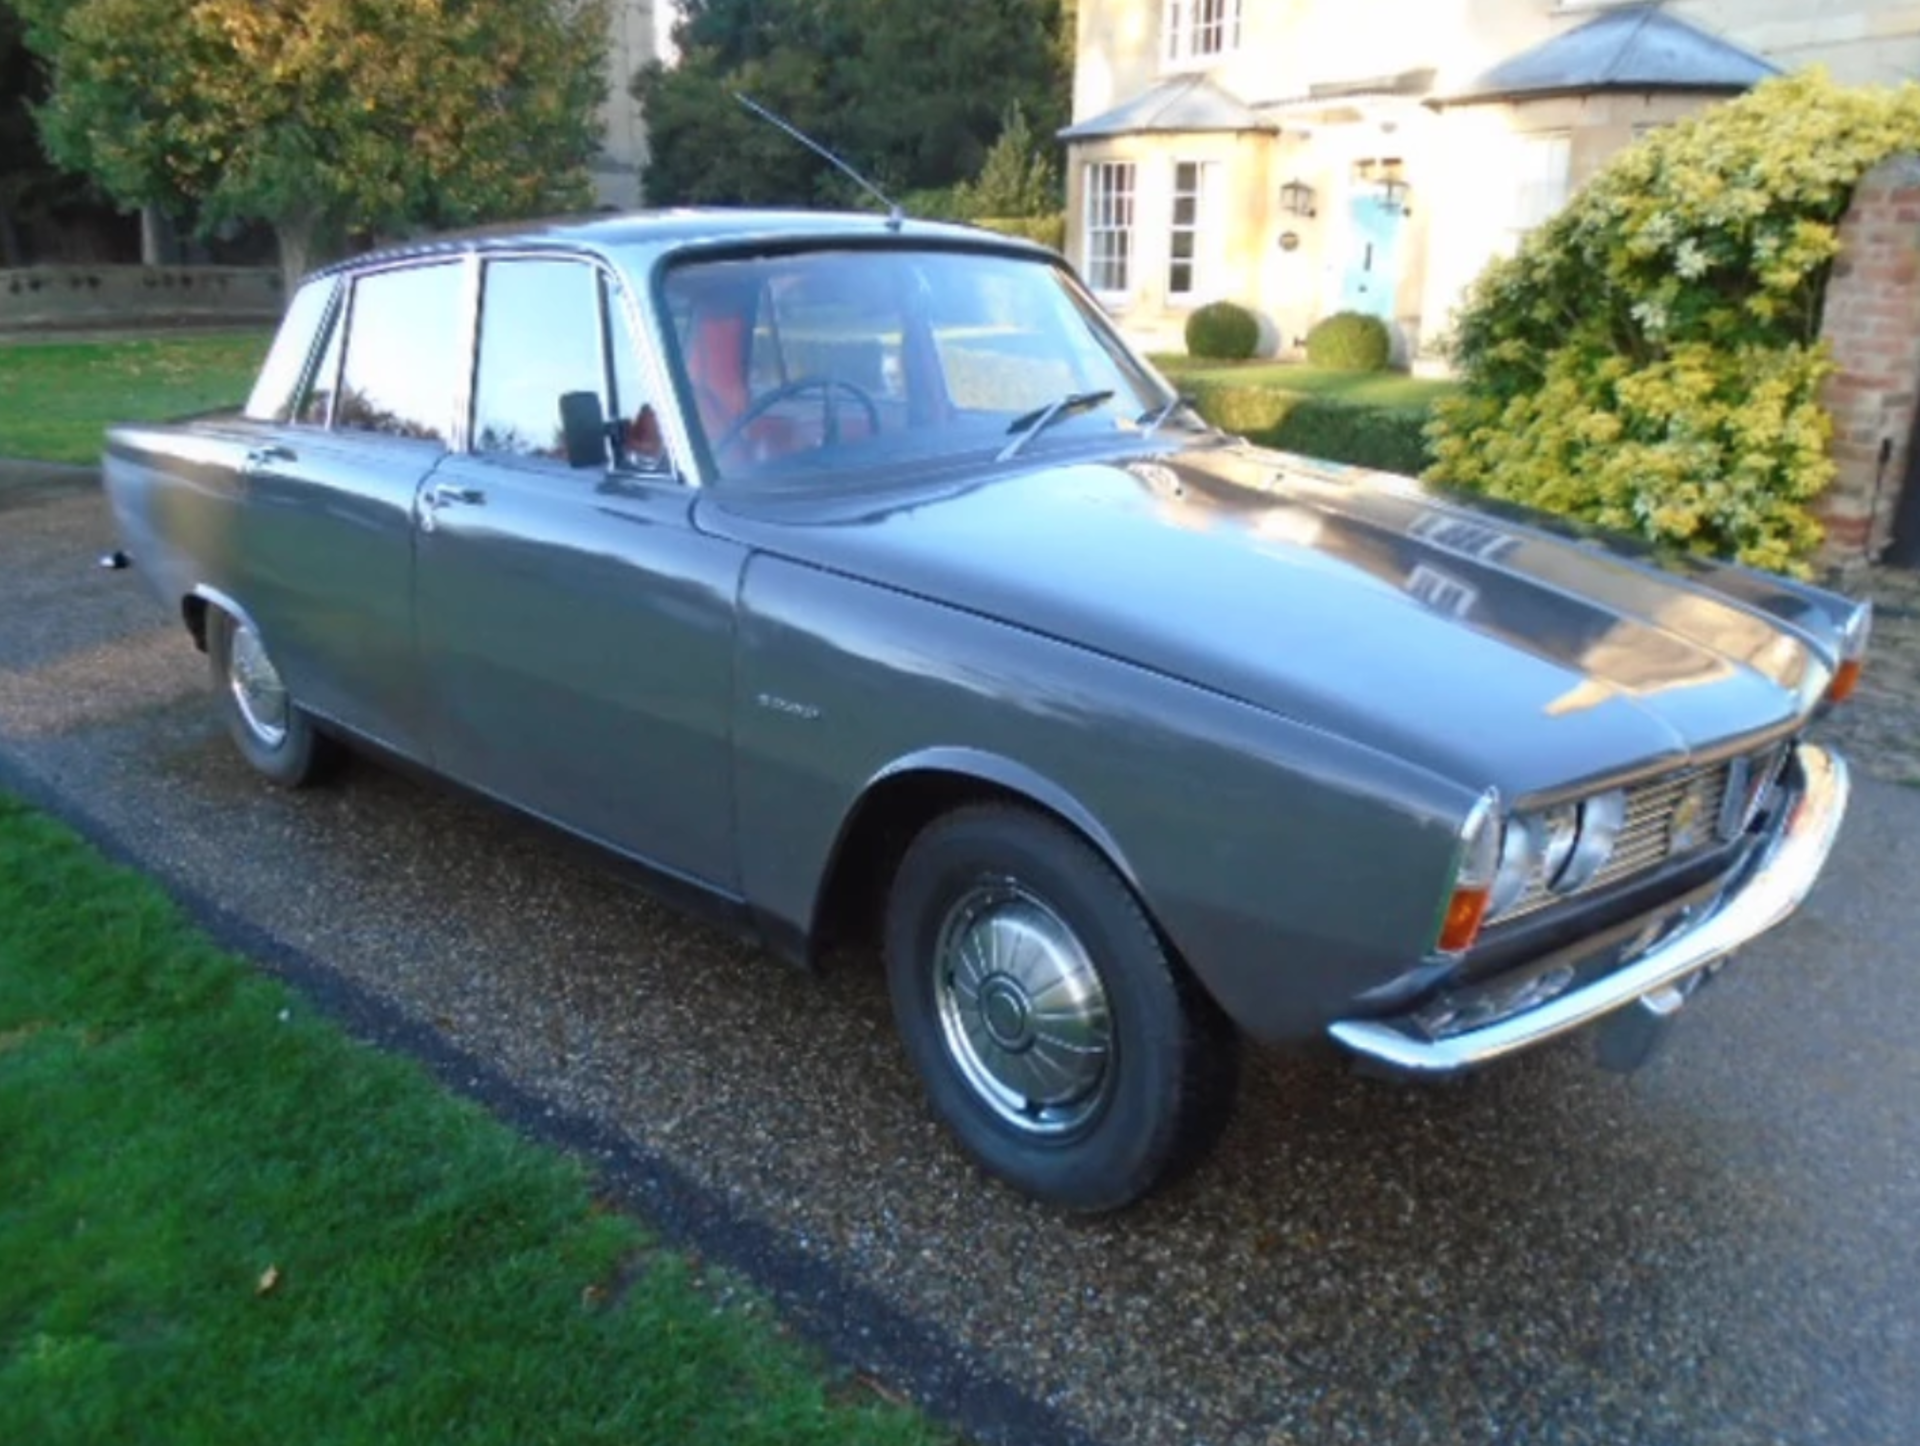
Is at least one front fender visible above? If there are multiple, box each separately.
[731,556,1477,1042]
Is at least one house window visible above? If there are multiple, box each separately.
[1510,132,1571,234]
[1084,161,1136,296]
[1163,0,1241,66]
[1168,160,1220,301]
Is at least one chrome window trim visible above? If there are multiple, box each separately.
[458,245,694,485]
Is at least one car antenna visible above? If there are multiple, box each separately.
[733,92,905,231]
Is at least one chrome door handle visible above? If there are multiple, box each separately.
[243,444,295,473]
[427,482,485,507]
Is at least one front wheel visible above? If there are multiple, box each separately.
[207,608,338,787]
[884,805,1237,1212]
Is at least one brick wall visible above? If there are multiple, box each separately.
[1816,154,1920,568]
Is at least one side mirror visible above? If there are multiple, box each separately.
[558,390,610,469]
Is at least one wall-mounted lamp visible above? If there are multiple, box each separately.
[1354,157,1412,215]
[1279,179,1317,218]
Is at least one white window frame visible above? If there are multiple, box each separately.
[1509,131,1571,236]
[1162,0,1242,68]
[1166,159,1221,304]
[1083,161,1136,300]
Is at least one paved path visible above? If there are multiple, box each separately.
[4,476,1918,1445]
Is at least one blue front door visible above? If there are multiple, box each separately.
[1339,195,1403,319]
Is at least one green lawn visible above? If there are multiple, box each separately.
[0,331,272,465]
[1148,354,1457,412]
[0,793,940,1446]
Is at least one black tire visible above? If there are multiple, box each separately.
[884,804,1238,1212]
[206,608,338,788]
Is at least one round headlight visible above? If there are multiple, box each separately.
[1489,816,1540,916]
[1553,789,1627,893]
[1537,804,1578,888]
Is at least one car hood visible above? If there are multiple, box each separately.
[699,443,1835,798]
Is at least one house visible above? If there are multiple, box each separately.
[592,0,665,209]
[1061,1,1920,360]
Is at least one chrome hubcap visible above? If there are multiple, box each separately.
[227,622,289,748]
[932,881,1113,1136]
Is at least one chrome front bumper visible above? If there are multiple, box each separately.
[1329,743,1850,1075]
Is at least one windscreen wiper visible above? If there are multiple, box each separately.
[998,389,1115,462]
[1135,393,1199,438]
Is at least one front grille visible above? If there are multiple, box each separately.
[1504,751,1777,920]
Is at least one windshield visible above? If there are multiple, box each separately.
[659,246,1177,485]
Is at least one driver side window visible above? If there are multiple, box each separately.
[472,259,605,462]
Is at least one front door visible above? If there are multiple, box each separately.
[412,255,745,889]
[1339,195,1404,320]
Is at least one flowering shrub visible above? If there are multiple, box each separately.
[1426,70,1920,572]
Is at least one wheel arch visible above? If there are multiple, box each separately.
[181,583,257,654]
[805,747,1144,964]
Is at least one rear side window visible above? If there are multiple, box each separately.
[335,263,464,444]
[243,278,335,421]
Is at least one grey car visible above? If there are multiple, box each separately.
[102,210,1866,1211]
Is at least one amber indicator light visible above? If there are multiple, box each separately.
[1437,884,1492,954]
[1827,658,1863,704]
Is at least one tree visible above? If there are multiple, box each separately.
[636,0,1068,209]
[15,0,611,285]
[0,2,97,265]
[952,104,1059,218]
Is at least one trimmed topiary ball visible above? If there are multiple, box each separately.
[1305,311,1391,371]
[1184,300,1260,361]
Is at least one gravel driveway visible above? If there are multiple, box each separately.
[4,475,1918,1446]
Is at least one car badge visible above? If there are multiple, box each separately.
[1669,779,1710,853]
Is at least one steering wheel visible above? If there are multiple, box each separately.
[712,376,881,459]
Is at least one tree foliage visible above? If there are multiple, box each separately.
[15,0,610,280]
[1426,70,1920,573]
[0,2,99,264]
[952,104,1059,219]
[637,0,1070,209]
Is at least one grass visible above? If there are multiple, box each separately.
[1148,353,1458,413]
[0,792,940,1446]
[0,331,272,464]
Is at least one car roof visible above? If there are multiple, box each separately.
[308,207,1052,281]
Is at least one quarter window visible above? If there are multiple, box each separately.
[602,272,667,470]
[1084,161,1136,297]
[244,278,334,422]
[1163,0,1241,66]
[1167,160,1219,300]
[335,263,464,443]
[295,307,344,426]
[472,259,605,460]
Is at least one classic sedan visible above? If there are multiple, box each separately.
[102,210,1865,1211]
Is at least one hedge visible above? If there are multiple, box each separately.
[1182,378,1435,475]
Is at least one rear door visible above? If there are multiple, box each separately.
[237,260,466,758]
[413,254,745,889]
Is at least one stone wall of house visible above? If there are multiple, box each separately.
[0,265,284,331]
[1816,154,1920,570]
